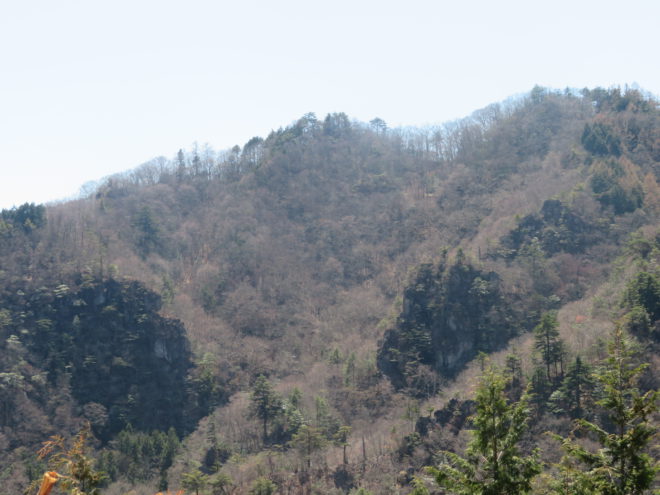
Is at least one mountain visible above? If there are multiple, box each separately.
[1,86,658,494]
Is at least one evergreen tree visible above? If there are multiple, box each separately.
[553,328,658,494]
[409,477,431,495]
[529,365,552,414]
[624,271,660,322]
[333,425,352,465]
[131,205,161,257]
[428,368,541,494]
[533,312,563,382]
[314,395,339,437]
[209,472,233,495]
[249,477,277,495]
[181,469,208,495]
[249,375,283,443]
[505,349,524,392]
[560,355,594,419]
[290,425,327,470]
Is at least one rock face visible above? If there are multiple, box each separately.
[2,277,192,439]
[378,258,517,392]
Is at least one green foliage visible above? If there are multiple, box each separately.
[533,312,564,383]
[131,205,162,257]
[34,425,107,495]
[349,488,374,495]
[98,427,180,482]
[505,350,523,391]
[623,305,653,340]
[409,477,431,495]
[314,395,340,437]
[428,368,541,494]
[333,425,352,464]
[581,122,622,156]
[249,375,283,443]
[553,328,658,494]
[288,387,303,408]
[581,87,653,114]
[499,199,602,259]
[181,469,209,495]
[589,159,644,214]
[249,477,277,495]
[1,88,659,495]
[0,202,46,233]
[189,354,225,417]
[559,355,594,419]
[624,271,660,322]
[529,365,552,412]
[0,308,11,329]
[203,420,232,473]
[379,260,518,393]
[398,432,422,459]
[623,270,660,341]
[323,112,352,138]
[209,472,233,495]
[0,277,194,438]
[289,425,327,469]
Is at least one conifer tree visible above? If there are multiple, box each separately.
[290,425,327,470]
[249,375,283,443]
[553,328,658,494]
[529,365,552,414]
[249,477,277,495]
[181,469,208,495]
[428,368,541,494]
[560,355,594,419]
[333,425,352,465]
[533,312,563,382]
[210,472,233,495]
[505,349,524,392]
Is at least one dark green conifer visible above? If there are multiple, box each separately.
[533,312,564,382]
[249,375,283,443]
[560,355,594,419]
[553,328,658,494]
[428,368,541,494]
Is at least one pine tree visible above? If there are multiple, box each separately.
[249,477,277,495]
[529,365,552,414]
[210,472,233,495]
[533,312,564,382]
[333,426,352,465]
[249,375,283,443]
[553,328,658,494]
[428,368,541,494]
[560,355,594,419]
[290,425,327,470]
[181,469,208,495]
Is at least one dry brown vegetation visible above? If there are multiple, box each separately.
[0,86,658,494]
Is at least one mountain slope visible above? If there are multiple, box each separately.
[0,86,658,494]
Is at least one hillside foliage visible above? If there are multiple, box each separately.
[0,86,658,494]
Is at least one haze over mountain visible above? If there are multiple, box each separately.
[0,86,658,494]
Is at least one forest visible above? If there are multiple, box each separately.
[0,86,658,494]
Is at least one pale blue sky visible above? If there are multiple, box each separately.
[1,0,658,209]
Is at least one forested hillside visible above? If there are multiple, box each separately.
[1,86,658,494]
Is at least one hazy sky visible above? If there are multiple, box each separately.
[1,0,658,209]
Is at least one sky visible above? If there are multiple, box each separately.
[1,0,659,209]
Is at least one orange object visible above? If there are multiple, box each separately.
[37,472,59,495]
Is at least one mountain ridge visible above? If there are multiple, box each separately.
[1,85,658,494]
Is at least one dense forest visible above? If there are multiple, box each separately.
[1,86,658,494]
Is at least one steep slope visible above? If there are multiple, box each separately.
[0,86,658,494]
